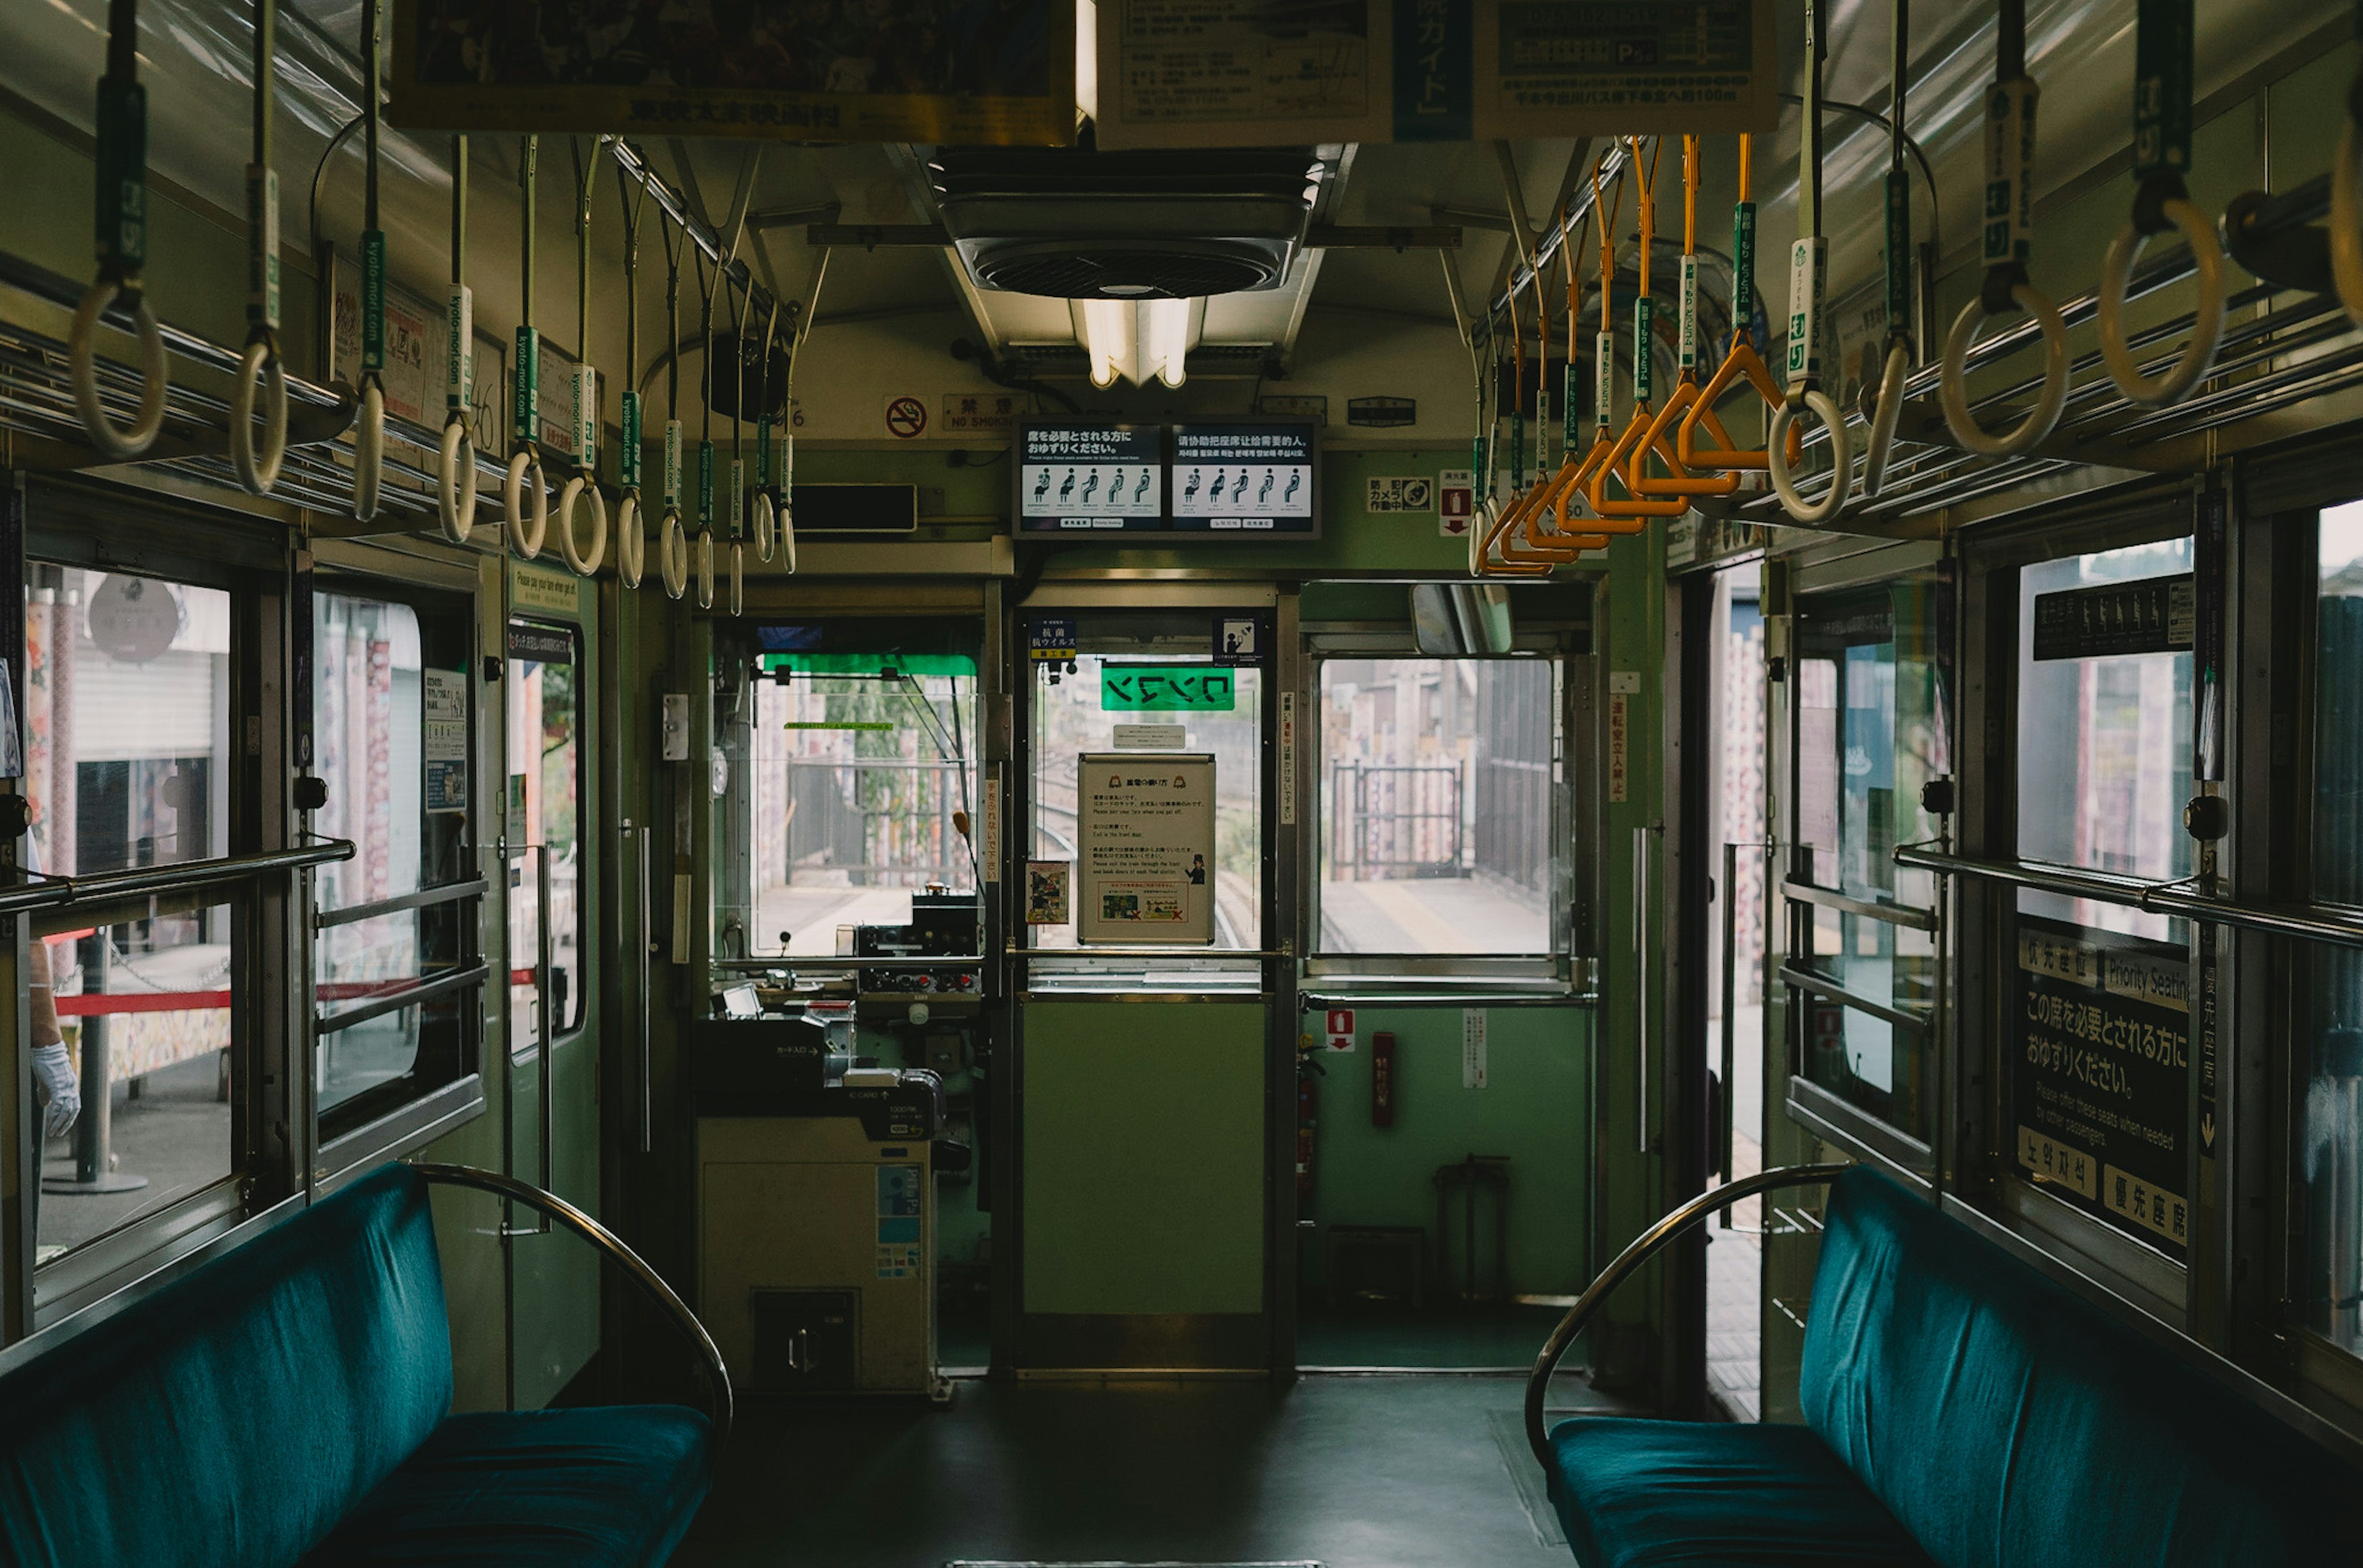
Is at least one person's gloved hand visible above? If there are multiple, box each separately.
[31,1042,79,1140]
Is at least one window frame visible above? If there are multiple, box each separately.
[307,543,488,1182]
[1302,629,1578,983]
[505,614,590,1055]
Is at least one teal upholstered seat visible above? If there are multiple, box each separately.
[1548,1168,2363,1568]
[0,1162,711,1568]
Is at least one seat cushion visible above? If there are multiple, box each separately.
[1802,1168,2363,1568]
[0,1162,452,1568]
[1546,1417,1934,1567]
[298,1406,713,1568]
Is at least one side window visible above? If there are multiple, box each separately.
[1314,655,1559,958]
[508,624,583,1038]
[312,586,479,1142]
[23,567,238,1266]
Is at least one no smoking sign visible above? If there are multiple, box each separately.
[884,396,929,439]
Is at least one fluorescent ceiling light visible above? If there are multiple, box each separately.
[1140,298,1191,389]
[1075,1,1099,124]
[1074,298,1130,388]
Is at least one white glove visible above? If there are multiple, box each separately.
[31,1042,79,1141]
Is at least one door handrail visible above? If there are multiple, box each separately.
[316,876,488,929]
[1525,1162,1855,1469]
[1894,844,2363,951]
[0,840,354,917]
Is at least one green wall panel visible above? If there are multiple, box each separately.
[1023,999,1265,1316]
[1303,1006,1592,1298]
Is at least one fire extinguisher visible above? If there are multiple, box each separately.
[1297,1036,1324,1210]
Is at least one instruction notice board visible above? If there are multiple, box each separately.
[1075,752,1216,946]
[2013,914,2191,1258]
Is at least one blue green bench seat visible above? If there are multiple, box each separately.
[1545,1168,2363,1567]
[0,1162,713,1568]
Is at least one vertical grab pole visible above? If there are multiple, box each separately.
[1633,823,1655,1155]
[636,823,653,1155]
[535,844,555,1218]
[1719,839,1738,1210]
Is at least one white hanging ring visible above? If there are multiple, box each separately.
[2332,119,2363,326]
[436,415,476,545]
[616,492,645,588]
[556,473,609,577]
[1861,341,1913,499]
[779,503,796,575]
[504,451,548,559]
[2097,199,2227,406]
[1768,390,1853,527]
[229,338,289,495]
[353,380,385,521]
[729,541,744,617]
[753,490,777,562]
[1939,282,2069,458]
[695,531,715,610]
[70,279,168,460]
[659,508,689,600]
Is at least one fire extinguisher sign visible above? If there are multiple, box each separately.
[1324,1007,1357,1052]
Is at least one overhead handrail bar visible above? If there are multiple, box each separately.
[1525,1163,1854,1467]
[1472,141,1633,351]
[2095,0,2226,405]
[1769,0,1856,526]
[0,839,353,918]
[1511,181,1612,561]
[410,1162,732,1452]
[1895,844,2363,951]
[1938,0,2069,457]
[71,0,169,460]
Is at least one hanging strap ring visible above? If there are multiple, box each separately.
[353,379,386,521]
[2097,197,2226,406]
[1938,281,2068,457]
[695,530,715,610]
[1767,390,1853,526]
[504,449,548,558]
[70,279,169,460]
[752,489,777,562]
[659,507,689,600]
[1861,339,1913,498]
[556,470,607,576]
[436,412,476,544]
[2334,117,2363,325]
[729,540,744,617]
[229,333,289,495]
[616,492,646,588]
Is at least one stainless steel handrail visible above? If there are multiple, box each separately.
[1525,1162,1855,1468]
[1777,961,1930,1032]
[316,877,489,929]
[315,963,490,1035]
[0,839,354,918]
[634,823,654,1156]
[1895,844,2363,953]
[1633,825,1662,1156]
[408,1161,733,1452]
[1781,876,1938,932]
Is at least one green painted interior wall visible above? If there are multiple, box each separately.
[1302,1005,1593,1300]
[1023,999,1265,1316]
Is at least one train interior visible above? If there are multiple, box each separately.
[2,0,2363,1564]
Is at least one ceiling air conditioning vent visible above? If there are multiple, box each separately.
[929,143,1321,300]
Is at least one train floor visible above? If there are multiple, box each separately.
[673,1372,1637,1568]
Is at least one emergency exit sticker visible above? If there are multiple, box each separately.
[1438,469,1475,538]
[1325,1007,1356,1052]
[1461,1009,1488,1089]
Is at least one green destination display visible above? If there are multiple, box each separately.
[2012,914,2191,1258]
[1100,666,1236,711]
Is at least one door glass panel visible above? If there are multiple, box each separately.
[1791,579,1945,1141]
[2301,503,2363,1353]
[508,624,583,1043]
[736,652,980,959]
[1029,618,1261,954]
[1316,656,1557,956]
[313,589,476,1126]
[22,568,238,1265]
[2008,537,2194,1260]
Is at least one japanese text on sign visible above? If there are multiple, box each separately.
[1102,666,1236,711]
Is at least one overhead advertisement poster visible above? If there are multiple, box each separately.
[1018,423,1165,533]
[2012,914,2191,1259]
[1472,1,1778,138]
[1170,423,1317,535]
[1094,0,1392,149]
[389,0,1074,145]
[1076,753,1216,946]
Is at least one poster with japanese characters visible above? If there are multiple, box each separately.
[2012,914,2192,1260]
[390,0,1074,146]
[1471,1,1779,140]
[1018,422,1165,534]
[1076,753,1216,946]
[1093,0,1391,150]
